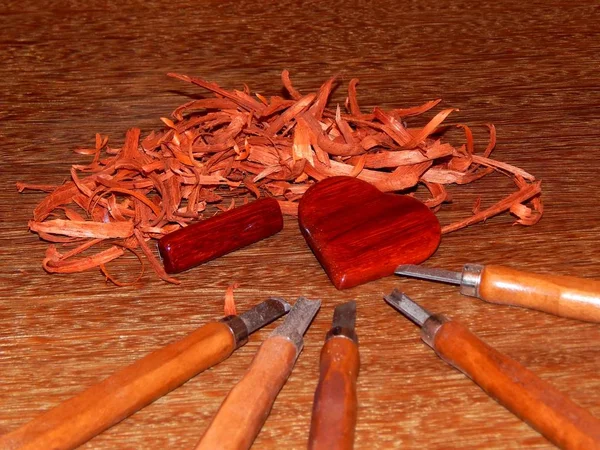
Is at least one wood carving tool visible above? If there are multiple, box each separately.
[0,298,290,450]
[384,289,600,450]
[159,197,283,274]
[308,300,360,450]
[298,176,441,290]
[195,297,321,450]
[395,263,600,322]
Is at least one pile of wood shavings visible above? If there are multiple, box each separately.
[18,70,543,285]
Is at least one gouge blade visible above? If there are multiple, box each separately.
[384,289,431,327]
[332,300,356,330]
[240,298,291,334]
[395,264,462,285]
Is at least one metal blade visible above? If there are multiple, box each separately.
[271,297,321,349]
[239,297,291,335]
[332,300,356,330]
[395,264,462,285]
[384,289,431,327]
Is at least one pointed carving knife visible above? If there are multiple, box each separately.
[395,263,600,322]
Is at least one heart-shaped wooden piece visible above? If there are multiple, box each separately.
[298,176,441,289]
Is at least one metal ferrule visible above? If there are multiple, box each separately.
[421,314,448,348]
[459,263,484,298]
[326,326,358,345]
[220,315,250,349]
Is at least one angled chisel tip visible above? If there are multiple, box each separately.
[271,297,321,349]
[239,297,292,335]
[395,264,463,285]
[332,300,357,330]
[268,297,292,313]
[384,289,432,327]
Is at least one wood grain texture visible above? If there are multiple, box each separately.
[0,321,236,450]
[479,265,600,322]
[1,0,600,449]
[428,319,600,449]
[159,198,283,274]
[308,336,360,450]
[195,336,298,450]
[299,176,441,289]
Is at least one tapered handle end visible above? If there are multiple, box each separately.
[479,265,600,322]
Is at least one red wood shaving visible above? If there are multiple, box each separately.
[19,71,543,284]
[224,282,239,316]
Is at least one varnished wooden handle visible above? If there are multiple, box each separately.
[429,319,600,450]
[478,265,600,322]
[195,336,298,450]
[158,197,283,274]
[308,337,360,450]
[0,321,236,450]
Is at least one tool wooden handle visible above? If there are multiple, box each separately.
[308,337,360,450]
[0,321,236,450]
[428,319,600,450]
[195,336,297,450]
[478,265,600,322]
[158,197,283,274]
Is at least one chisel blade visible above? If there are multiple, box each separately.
[395,264,462,285]
[332,300,356,331]
[271,297,321,349]
[239,298,291,335]
[384,289,432,327]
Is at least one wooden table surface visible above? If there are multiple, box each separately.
[1,1,599,448]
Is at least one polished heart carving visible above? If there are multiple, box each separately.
[298,176,441,290]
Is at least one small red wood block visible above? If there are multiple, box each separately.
[298,176,441,289]
[158,198,283,274]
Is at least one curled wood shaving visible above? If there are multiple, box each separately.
[224,282,239,316]
[43,242,124,274]
[20,71,542,284]
[29,219,134,239]
[441,178,542,233]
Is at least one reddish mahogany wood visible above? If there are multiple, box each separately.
[298,176,441,289]
[159,198,283,274]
